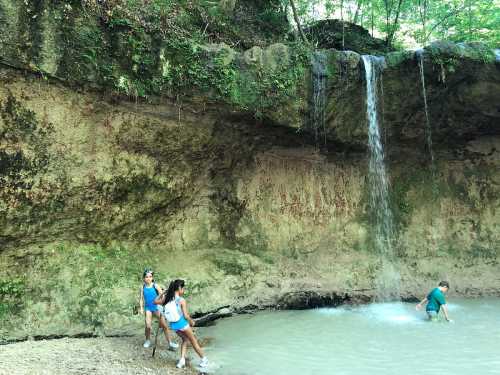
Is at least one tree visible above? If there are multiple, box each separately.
[383,0,405,46]
[280,0,500,48]
[289,0,311,45]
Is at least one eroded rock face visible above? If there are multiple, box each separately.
[316,43,500,148]
[0,1,498,147]
[1,1,499,341]
[1,68,499,341]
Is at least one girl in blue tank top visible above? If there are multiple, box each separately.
[139,269,178,350]
[157,279,209,369]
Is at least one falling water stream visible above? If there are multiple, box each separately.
[310,51,328,144]
[495,49,500,63]
[362,55,400,301]
[416,49,435,166]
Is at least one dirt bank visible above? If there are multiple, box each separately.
[0,335,199,375]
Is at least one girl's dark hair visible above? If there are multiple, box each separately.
[143,268,155,283]
[165,279,185,304]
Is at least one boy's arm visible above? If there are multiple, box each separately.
[180,299,195,327]
[416,297,428,310]
[441,304,452,321]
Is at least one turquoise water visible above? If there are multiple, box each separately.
[201,299,500,375]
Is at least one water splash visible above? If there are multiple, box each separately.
[416,49,435,166]
[310,51,328,145]
[358,302,422,324]
[494,49,500,63]
[362,55,400,301]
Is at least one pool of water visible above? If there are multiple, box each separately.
[201,299,500,375]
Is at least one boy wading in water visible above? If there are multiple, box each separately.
[139,269,178,350]
[156,279,209,369]
[416,281,452,322]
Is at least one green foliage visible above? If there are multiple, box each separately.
[33,243,143,329]
[7,1,302,119]
[292,0,499,48]
[210,249,260,276]
[0,94,55,212]
[0,279,25,318]
[0,279,25,299]
[230,44,308,118]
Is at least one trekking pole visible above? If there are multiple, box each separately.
[152,321,162,358]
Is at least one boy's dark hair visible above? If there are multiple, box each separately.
[165,279,185,305]
[438,281,450,288]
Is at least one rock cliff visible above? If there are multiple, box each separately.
[1,0,499,341]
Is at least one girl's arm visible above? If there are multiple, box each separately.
[155,284,163,295]
[154,291,165,305]
[154,283,163,295]
[180,299,195,327]
[139,286,144,314]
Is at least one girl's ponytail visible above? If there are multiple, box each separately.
[164,279,185,305]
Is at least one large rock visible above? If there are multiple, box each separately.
[305,19,392,54]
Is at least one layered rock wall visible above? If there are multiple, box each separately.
[1,0,499,341]
[1,66,499,340]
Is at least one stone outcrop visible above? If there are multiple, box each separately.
[305,19,392,54]
[321,41,500,148]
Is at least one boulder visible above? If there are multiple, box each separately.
[305,19,392,54]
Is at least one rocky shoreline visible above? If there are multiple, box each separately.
[0,335,198,375]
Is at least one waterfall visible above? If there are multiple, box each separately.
[311,51,328,144]
[494,49,500,63]
[361,55,400,301]
[416,50,435,166]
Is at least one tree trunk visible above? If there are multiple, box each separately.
[289,0,310,46]
[341,0,345,50]
[386,0,404,46]
[353,0,363,24]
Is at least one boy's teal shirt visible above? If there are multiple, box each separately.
[426,288,446,312]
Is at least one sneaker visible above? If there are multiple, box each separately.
[169,342,179,350]
[143,340,151,348]
[176,357,186,369]
[199,357,209,368]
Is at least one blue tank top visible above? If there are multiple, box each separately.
[143,283,159,312]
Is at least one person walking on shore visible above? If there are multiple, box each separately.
[139,269,178,350]
[156,279,209,369]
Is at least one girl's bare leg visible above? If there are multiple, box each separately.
[182,327,205,358]
[155,311,172,343]
[144,311,153,340]
[177,330,189,359]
